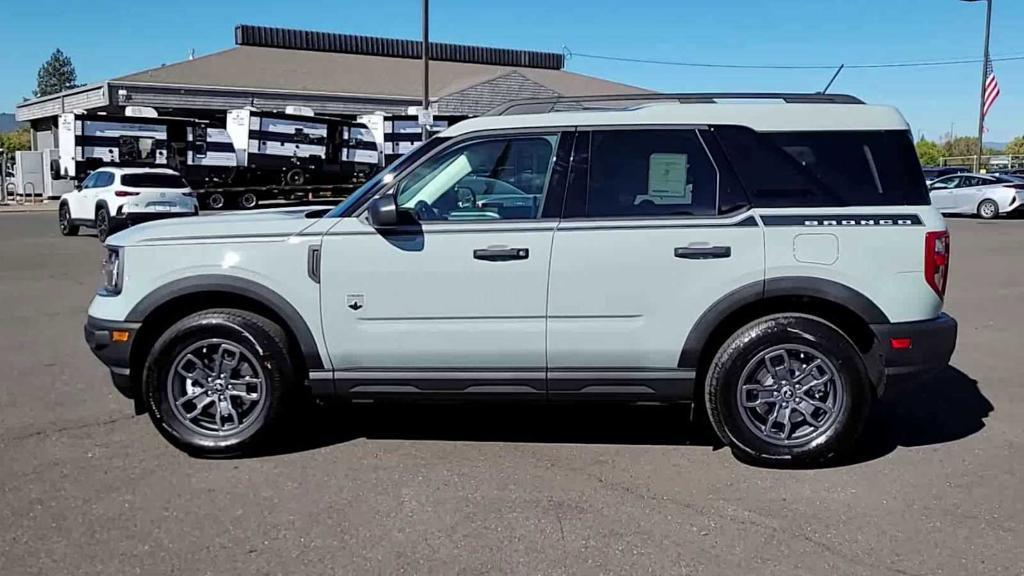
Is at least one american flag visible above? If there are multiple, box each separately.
[983,57,1001,118]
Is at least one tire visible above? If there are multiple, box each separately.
[58,203,78,236]
[141,309,295,457]
[977,199,999,220]
[237,192,259,210]
[704,313,872,466]
[205,192,226,210]
[95,206,112,242]
[284,168,305,187]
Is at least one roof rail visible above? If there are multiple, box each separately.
[484,92,865,116]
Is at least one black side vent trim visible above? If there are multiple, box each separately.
[235,24,565,70]
[307,245,321,284]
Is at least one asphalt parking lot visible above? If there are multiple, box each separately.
[0,211,1021,575]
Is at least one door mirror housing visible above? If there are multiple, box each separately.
[367,194,399,228]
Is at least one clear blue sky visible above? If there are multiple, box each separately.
[3,0,1022,141]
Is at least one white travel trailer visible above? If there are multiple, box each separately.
[56,109,189,180]
[225,107,379,187]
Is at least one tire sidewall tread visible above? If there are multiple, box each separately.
[704,313,872,465]
[142,308,293,456]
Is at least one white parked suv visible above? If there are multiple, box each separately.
[58,167,199,241]
[83,93,957,465]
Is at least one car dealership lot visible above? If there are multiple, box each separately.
[1,212,1022,575]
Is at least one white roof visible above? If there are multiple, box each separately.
[442,102,909,137]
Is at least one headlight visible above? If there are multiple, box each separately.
[99,247,124,296]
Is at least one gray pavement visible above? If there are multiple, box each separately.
[0,211,1021,575]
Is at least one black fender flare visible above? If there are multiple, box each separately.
[125,274,324,369]
[678,276,889,369]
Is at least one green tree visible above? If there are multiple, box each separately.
[33,49,80,98]
[1005,136,1024,157]
[0,127,31,154]
[916,137,942,166]
[942,136,981,159]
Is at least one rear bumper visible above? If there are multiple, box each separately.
[870,313,958,385]
[84,315,141,399]
[115,210,198,227]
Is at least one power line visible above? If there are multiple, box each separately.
[564,49,1024,70]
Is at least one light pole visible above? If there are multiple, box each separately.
[963,0,992,172]
[421,0,430,142]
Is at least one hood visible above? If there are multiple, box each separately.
[107,205,334,246]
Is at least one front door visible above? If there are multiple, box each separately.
[545,128,765,399]
[68,170,101,220]
[927,175,961,211]
[319,131,571,395]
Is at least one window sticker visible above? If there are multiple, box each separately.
[648,153,690,201]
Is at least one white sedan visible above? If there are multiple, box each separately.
[928,173,1024,219]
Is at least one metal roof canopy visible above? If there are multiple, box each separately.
[235,24,565,70]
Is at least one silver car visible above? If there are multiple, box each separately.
[928,173,1024,219]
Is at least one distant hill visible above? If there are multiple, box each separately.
[0,113,25,134]
[985,141,1008,152]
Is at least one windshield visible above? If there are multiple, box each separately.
[327,137,448,218]
[121,173,189,188]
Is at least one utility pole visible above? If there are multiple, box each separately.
[421,0,431,142]
[965,0,993,172]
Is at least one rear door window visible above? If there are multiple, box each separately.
[580,129,718,218]
[712,127,930,207]
[120,173,189,188]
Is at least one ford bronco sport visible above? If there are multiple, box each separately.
[84,93,957,465]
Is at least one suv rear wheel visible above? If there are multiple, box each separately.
[704,313,871,466]
[977,199,999,220]
[141,309,295,456]
[95,206,113,242]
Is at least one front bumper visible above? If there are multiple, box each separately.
[84,315,141,399]
[870,313,958,385]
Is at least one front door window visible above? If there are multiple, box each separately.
[395,135,558,221]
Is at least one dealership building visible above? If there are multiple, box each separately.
[16,24,648,151]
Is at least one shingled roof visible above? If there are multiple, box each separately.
[117,45,647,99]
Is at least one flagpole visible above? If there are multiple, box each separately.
[974,0,993,172]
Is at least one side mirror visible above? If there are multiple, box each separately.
[74,183,82,192]
[367,194,399,228]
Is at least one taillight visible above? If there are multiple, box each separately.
[924,230,950,299]
[114,190,140,197]
[182,191,196,198]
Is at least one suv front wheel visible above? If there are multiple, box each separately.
[704,314,871,466]
[141,309,295,456]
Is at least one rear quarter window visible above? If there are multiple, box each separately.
[712,127,929,207]
[120,173,189,188]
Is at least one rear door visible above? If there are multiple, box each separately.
[546,128,763,399]
[952,175,990,213]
